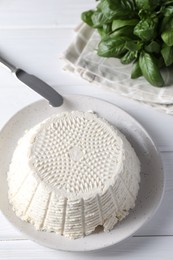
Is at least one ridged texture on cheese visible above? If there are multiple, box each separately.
[8,111,140,239]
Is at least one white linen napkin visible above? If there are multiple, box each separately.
[62,23,173,115]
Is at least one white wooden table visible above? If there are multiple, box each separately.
[0,1,173,259]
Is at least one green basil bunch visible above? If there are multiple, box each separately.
[81,0,173,87]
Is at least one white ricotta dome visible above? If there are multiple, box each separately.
[8,111,140,239]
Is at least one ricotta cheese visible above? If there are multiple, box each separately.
[8,111,140,239]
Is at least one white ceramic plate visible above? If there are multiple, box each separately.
[0,95,164,251]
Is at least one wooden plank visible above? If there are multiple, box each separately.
[0,237,173,259]
[0,0,95,28]
[0,28,88,88]
[0,152,172,240]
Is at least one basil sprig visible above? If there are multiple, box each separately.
[81,0,173,87]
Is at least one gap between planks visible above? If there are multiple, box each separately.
[0,25,78,30]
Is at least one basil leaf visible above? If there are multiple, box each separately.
[160,16,172,32]
[98,24,112,39]
[112,19,138,31]
[163,0,173,5]
[97,36,129,57]
[131,60,142,79]
[161,7,173,32]
[135,0,151,10]
[161,44,173,66]
[103,23,112,33]
[82,10,111,28]
[134,16,158,41]
[135,0,161,11]
[144,41,160,53]
[99,0,134,20]
[91,11,111,28]
[121,51,137,64]
[125,40,142,51]
[110,26,136,38]
[162,6,173,17]
[98,28,107,39]
[161,29,173,46]
[81,10,95,27]
[139,52,164,87]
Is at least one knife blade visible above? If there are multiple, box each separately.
[0,56,63,107]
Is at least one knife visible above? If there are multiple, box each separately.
[0,56,63,107]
